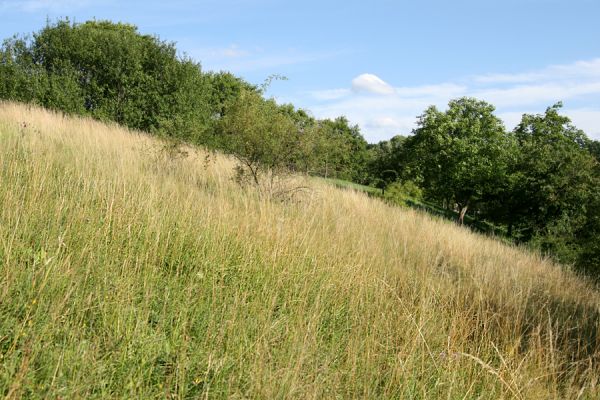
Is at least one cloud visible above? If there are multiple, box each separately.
[499,108,600,141]
[474,58,600,84]
[394,83,467,98]
[189,45,344,73]
[221,52,332,72]
[198,45,250,59]
[473,81,600,108]
[297,58,600,142]
[562,109,600,140]
[188,44,257,68]
[0,0,93,12]
[351,73,395,95]
[309,88,351,101]
[369,116,403,129]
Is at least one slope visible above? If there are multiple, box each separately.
[0,102,599,399]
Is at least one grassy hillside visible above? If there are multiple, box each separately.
[1,102,599,399]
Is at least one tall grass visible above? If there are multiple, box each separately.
[1,102,599,399]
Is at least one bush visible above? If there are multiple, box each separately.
[383,180,423,206]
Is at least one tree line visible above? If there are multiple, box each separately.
[0,19,368,183]
[369,99,600,276]
[1,19,599,276]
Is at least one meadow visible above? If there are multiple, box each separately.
[1,102,599,398]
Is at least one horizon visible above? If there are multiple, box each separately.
[1,0,598,142]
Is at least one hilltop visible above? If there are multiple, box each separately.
[1,102,599,398]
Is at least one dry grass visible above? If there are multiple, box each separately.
[1,101,599,399]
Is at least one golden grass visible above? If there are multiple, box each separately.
[0,101,599,399]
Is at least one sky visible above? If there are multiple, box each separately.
[1,0,599,142]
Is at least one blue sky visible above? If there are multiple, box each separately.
[1,0,599,142]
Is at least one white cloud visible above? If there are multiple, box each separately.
[474,58,600,84]
[309,88,351,101]
[298,58,600,142]
[369,116,403,129]
[351,73,395,95]
[0,0,93,12]
[473,81,600,108]
[190,46,344,73]
[563,109,600,140]
[189,44,257,69]
[224,52,328,72]
[394,83,467,98]
[198,45,249,59]
[499,108,600,140]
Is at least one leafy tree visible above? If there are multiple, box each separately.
[0,35,85,111]
[276,104,320,173]
[1,19,212,142]
[509,103,599,265]
[367,135,407,180]
[217,89,305,186]
[367,135,410,191]
[205,71,258,120]
[310,117,370,182]
[587,138,600,163]
[404,97,513,224]
[576,184,600,276]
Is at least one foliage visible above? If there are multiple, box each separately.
[509,104,600,271]
[404,97,514,224]
[309,117,370,182]
[587,138,600,163]
[382,180,423,206]
[0,19,212,142]
[367,135,408,184]
[205,71,258,120]
[217,89,306,187]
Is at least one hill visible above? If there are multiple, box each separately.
[1,102,599,399]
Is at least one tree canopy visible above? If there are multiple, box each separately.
[404,98,513,224]
[1,19,211,142]
[510,104,599,266]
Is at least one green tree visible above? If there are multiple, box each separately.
[217,89,305,186]
[510,103,599,266]
[405,97,513,224]
[310,117,370,182]
[587,138,600,163]
[1,19,212,142]
[205,71,258,120]
[367,135,408,190]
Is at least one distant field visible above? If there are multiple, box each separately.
[1,102,599,399]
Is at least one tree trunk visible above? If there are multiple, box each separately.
[250,166,260,186]
[458,202,469,225]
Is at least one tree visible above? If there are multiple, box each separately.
[310,117,370,182]
[217,89,305,187]
[509,103,599,265]
[576,183,600,276]
[367,135,409,191]
[205,71,258,121]
[587,138,600,163]
[1,19,212,142]
[367,136,407,179]
[404,97,513,224]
